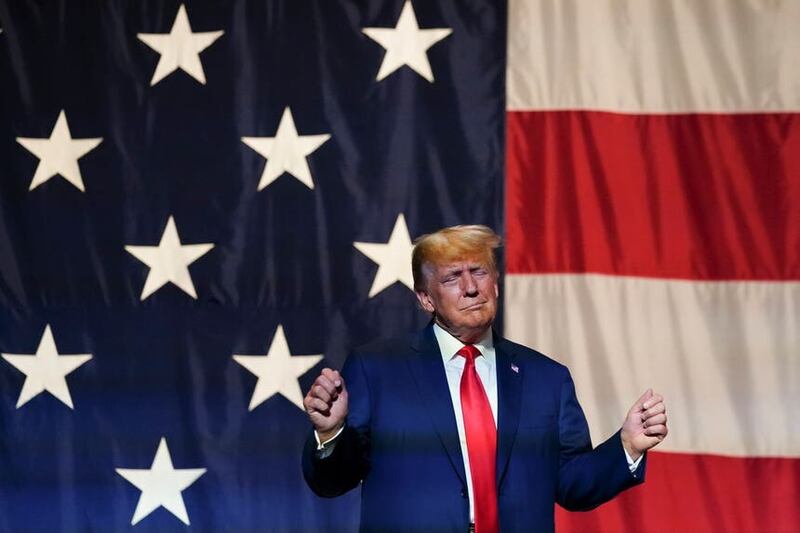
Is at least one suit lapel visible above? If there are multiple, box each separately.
[407,326,467,486]
[495,335,522,489]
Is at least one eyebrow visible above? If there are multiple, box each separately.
[442,264,484,276]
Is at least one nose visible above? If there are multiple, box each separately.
[462,273,478,296]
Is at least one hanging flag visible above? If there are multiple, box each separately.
[505,1,800,532]
[0,1,503,530]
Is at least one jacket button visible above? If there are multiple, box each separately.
[460,488,467,498]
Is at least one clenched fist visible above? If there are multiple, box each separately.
[303,368,348,442]
[621,389,668,461]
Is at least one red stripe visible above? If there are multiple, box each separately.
[556,452,800,533]
[506,111,800,280]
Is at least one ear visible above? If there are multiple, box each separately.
[415,289,435,313]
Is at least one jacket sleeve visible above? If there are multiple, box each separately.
[555,368,646,511]
[302,351,371,497]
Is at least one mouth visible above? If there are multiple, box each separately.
[461,302,487,311]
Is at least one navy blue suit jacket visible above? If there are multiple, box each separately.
[303,326,645,532]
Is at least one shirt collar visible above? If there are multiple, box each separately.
[432,322,495,364]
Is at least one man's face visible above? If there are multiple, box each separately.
[415,257,499,343]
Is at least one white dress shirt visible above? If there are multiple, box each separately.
[433,323,497,522]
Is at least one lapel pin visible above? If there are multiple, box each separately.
[511,363,519,373]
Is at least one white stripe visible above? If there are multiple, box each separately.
[507,0,800,113]
[504,273,800,457]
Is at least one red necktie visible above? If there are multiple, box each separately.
[458,344,499,533]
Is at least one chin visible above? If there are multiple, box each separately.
[462,314,493,330]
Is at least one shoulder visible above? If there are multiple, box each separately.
[339,331,424,390]
[353,335,414,355]
[344,331,420,368]
[496,335,571,379]
[353,335,414,356]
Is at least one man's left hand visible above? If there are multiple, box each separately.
[621,389,668,461]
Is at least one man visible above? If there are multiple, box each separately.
[303,225,667,532]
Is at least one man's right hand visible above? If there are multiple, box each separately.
[303,368,348,442]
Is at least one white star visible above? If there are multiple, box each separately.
[354,214,415,297]
[233,325,323,411]
[16,110,102,192]
[137,4,223,86]
[363,1,452,82]
[116,438,206,526]
[125,216,214,300]
[241,107,331,190]
[1,325,92,409]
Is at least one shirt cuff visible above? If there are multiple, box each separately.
[315,425,345,451]
[624,447,644,474]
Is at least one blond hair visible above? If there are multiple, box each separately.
[412,225,501,289]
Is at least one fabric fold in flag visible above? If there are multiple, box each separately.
[505,1,799,531]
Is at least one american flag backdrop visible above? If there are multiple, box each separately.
[0,1,797,533]
[505,1,800,532]
[0,1,503,531]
